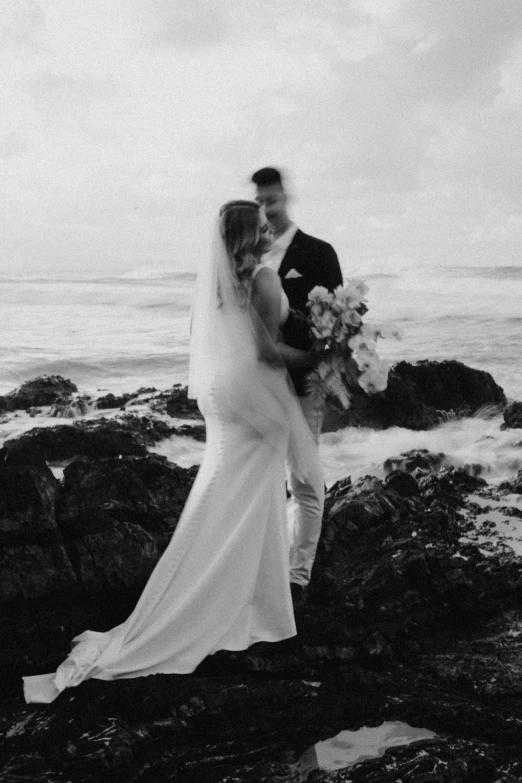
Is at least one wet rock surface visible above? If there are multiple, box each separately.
[383,447,447,475]
[323,359,506,432]
[499,470,522,494]
[1,369,521,781]
[2,456,522,779]
[0,415,201,466]
[0,462,76,603]
[0,376,78,414]
[1,360,503,437]
[0,453,198,687]
[502,401,522,430]
[154,384,203,420]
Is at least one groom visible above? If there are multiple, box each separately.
[251,167,343,596]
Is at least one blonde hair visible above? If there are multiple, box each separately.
[219,200,261,299]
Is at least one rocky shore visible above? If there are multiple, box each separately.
[1,362,522,781]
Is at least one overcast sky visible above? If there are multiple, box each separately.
[2,0,522,276]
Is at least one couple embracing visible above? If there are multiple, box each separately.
[24,167,343,704]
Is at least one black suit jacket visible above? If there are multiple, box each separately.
[278,228,343,395]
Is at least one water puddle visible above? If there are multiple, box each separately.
[293,721,437,777]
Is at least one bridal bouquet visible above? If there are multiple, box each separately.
[305,280,402,410]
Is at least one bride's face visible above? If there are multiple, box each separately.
[256,210,273,255]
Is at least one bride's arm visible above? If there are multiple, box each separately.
[251,267,315,369]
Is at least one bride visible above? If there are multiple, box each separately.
[24,200,324,704]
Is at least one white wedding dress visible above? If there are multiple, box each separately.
[24,265,322,704]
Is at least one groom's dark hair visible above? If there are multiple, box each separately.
[251,167,285,191]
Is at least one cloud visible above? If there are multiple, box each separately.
[145,0,230,48]
[402,0,522,101]
[27,72,121,111]
[286,0,522,202]
[0,0,45,48]
[20,71,126,145]
[2,0,522,274]
[0,132,26,158]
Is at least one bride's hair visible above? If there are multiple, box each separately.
[219,200,261,299]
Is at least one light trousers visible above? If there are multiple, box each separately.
[288,394,325,586]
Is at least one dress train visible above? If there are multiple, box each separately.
[23,375,299,704]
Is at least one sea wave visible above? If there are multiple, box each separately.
[119,267,196,282]
[0,353,190,396]
[444,265,522,280]
[362,272,400,280]
[135,299,191,311]
[0,269,196,285]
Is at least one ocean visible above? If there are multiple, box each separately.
[1,263,521,487]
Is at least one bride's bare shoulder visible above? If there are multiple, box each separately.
[252,265,281,291]
[251,266,282,318]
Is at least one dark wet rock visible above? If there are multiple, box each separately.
[383,469,420,497]
[323,359,506,432]
[501,400,522,430]
[3,456,522,780]
[151,383,203,419]
[1,375,78,412]
[384,447,446,475]
[0,463,76,602]
[0,414,179,465]
[418,465,488,498]
[498,470,522,494]
[94,391,136,410]
[57,460,162,593]
[173,422,207,441]
[59,454,198,559]
[0,453,197,681]
[391,359,506,413]
[309,467,506,665]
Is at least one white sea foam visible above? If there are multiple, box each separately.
[320,414,522,487]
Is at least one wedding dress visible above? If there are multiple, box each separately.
[23,233,323,704]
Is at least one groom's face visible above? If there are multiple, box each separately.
[255,184,288,234]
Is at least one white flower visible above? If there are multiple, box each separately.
[335,278,368,307]
[351,278,369,299]
[308,286,332,306]
[361,322,403,341]
[341,308,362,328]
[334,285,361,309]
[311,311,337,339]
[358,356,389,394]
[307,273,400,405]
[359,370,388,394]
[348,333,376,354]
[310,302,326,318]
[331,298,346,315]
[387,325,403,341]
[333,321,348,343]
[360,323,381,342]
